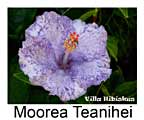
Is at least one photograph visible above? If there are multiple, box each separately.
[8,8,137,104]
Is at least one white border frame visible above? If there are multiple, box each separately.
[0,0,144,119]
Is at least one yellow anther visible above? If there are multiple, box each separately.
[64,32,79,52]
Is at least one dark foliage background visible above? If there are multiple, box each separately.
[8,8,137,104]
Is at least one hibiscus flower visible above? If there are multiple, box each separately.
[18,11,111,101]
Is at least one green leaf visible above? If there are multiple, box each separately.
[104,67,125,94]
[101,85,110,96]
[80,8,98,21]
[96,82,104,96]
[114,8,136,19]
[119,8,128,18]
[13,72,31,85]
[114,81,137,96]
[62,8,71,15]
[8,8,37,41]
[76,95,89,104]
[28,86,50,104]
[107,36,118,61]
[8,58,30,104]
[9,76,30,104]
[48,96,61,104]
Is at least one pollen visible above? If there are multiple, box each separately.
[64,32,79,52]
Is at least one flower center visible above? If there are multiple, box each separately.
[63,32,79,66]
